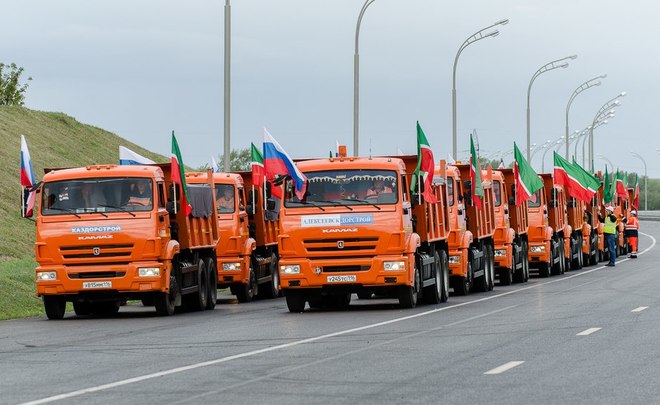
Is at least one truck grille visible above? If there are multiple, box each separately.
[303,237,378,255]
[69,271,126,279]
[60,244,134,261]
[322,265,371,273]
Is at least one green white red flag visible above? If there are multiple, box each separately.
[603,166,613,204]
[251,142,265,188]
[553,152,599,202]
[632,173,639,210]
[615,169,628,200]
[513,142,543,206]
[410,122,437,203]
[470,134,484,209]
[171,131,192,216]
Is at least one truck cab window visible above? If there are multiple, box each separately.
[493,180,502,207]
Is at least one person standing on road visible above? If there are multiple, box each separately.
[604,206,618,266]
[624,210,639,258]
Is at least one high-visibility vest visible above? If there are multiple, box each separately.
[625,216,639,231]
[604,215,617,234]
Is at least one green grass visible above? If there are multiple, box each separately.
[0,106,167,319]
[0,258,42,320]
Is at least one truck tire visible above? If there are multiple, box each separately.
[522,241,530,282]
[186,260,208,311]
[487,244,495,291]
[285,291,306,313]
[454,260,472,296]
[399,265,420,308]
[475,248,489,293]
[440,250,449,303]
[552,240,562,276]
[44,296,66,320]
[73,301,92,316]
[589,235,598,266]
[423,252,442,304]
[512,243,523,283]
[261,254,280,299]
[236,268,257,303]
[156,274,177,316]
[501,246,513,286]
[205,258,218,310]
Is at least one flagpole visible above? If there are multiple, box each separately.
[173,183,178,214]
[418,174,421,205]
[20,186,25,218]
[263,176,267,213]
[251,185,256,216]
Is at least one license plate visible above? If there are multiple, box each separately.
[326,275,357,283]
[82,281,112,289]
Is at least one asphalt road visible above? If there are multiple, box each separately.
[2,222,659,405]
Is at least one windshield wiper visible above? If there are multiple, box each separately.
[319,200,353,211]
[48,207,81,218]
[99,204,137,217]
[341,198,381,210]
[288,200,326,211]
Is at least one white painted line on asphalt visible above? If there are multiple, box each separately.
[20,232,657,405]
[631,306,649,313]
[576,327,602,336]
[484,361,525,375]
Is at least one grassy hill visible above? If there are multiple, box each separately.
[0,106,166,319]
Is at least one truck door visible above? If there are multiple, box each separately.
[401,174,413,237]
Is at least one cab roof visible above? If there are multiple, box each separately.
[296,156,406,173]
[186,172,243,186]
[43,164,164,182]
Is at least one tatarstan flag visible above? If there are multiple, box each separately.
[603,166,613,204]
[251,143,265,188]
[513,142,543,206]
[470,134,484,209]
[410,121,437,203]
[553,152,599,202]
[171,131,192,216]
[632,173,639,210]
[615,169,628,200]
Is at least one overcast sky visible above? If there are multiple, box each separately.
[3,0,659,176]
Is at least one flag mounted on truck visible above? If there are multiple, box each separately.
[631,173,639,210]
[513,142,543,206]
[553,152,599,202]
[410,121,437,203]
[251,142,265,189]
[615,169,628,200]
[603,166,613,204]
[263,128,307,200]
[469,134,484,209]
[20,135,37,217]
[171,131,193,216]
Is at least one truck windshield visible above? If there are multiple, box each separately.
[214,184,236,213]
[528,190,541,208]
[493,180,502,207]
[285,169,398,207]
[41,177,154,216]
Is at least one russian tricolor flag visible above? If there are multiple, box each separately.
[263,128,307,200]
[20,135,37,217]
[119,146,155,165]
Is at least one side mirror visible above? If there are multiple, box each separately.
[166,201,179,215]
[567,200,575,208]
[464,180,472,191]
[266,198,276,211]
[508,197,515,206]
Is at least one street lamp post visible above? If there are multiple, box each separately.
[452,19,509,159]
[531,140,551,166]
[542,138,563,172]
[588,92,626,171]
[526,55,577,160]
[630,151,647,211]
[584,115,613,167]
[353,0,376,157]
[597,154,615,173]
[223,0,231,171]
[565,75,606,159]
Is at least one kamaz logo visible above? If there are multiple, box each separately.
[321,228,357,233]
[92,247,101,256]
[337,241,344,249]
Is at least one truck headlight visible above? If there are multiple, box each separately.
[494,249,506,257]
[138,267,160,277]
[530,245,545,253]
[449,255,461,264]
[280,264,301,275]
[36,271,57,281]
[222,262,241,271]
[384,261,405,271]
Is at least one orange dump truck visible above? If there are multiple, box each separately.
[31,164,219,319]
[527,174,569,277]
[493,168,529,284]
[565,196,591,269]
[586,181,606,262]
[443,163,496,295]
[186,172,280,302]
[278,155,450,312]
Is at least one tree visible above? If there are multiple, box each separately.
[197,148,251,172]
[0,63,32,106]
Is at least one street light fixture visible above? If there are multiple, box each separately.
[588,92,626,171]
[353,0,376,157]
[597,154,615,173]
[452,19,509,159]
[582,118,610,167]
[630,151,647,211]
[542,138,563,172]
[526,55,577,160]
[531,139,551,165]
[565,75,606,158]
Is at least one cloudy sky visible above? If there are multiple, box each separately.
[3,0,659,176]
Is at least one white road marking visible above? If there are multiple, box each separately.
[576,327,602,336]
[20,232,657,405]
[631,306,649,313]
[484,361,525,375]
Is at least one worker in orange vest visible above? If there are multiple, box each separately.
[624,210,639,258]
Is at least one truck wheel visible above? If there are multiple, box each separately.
[502,245,514,285]
[423,252,442,304]
[187,260,208,311]
[475,249,489,293]
[512,244,523,283]
[156,274,177,316]
[205,258,218,310]
[285,291,306,313]
[522,241,530,282]
[236,268,256,303]
[44,296,66,320]
[398,265,420,308]
[261,254,280,299]
[487,244,495,291]
[440,250,449,303]
[589,236,598,266]
[551,240,562,276]
[73,301,92,316]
